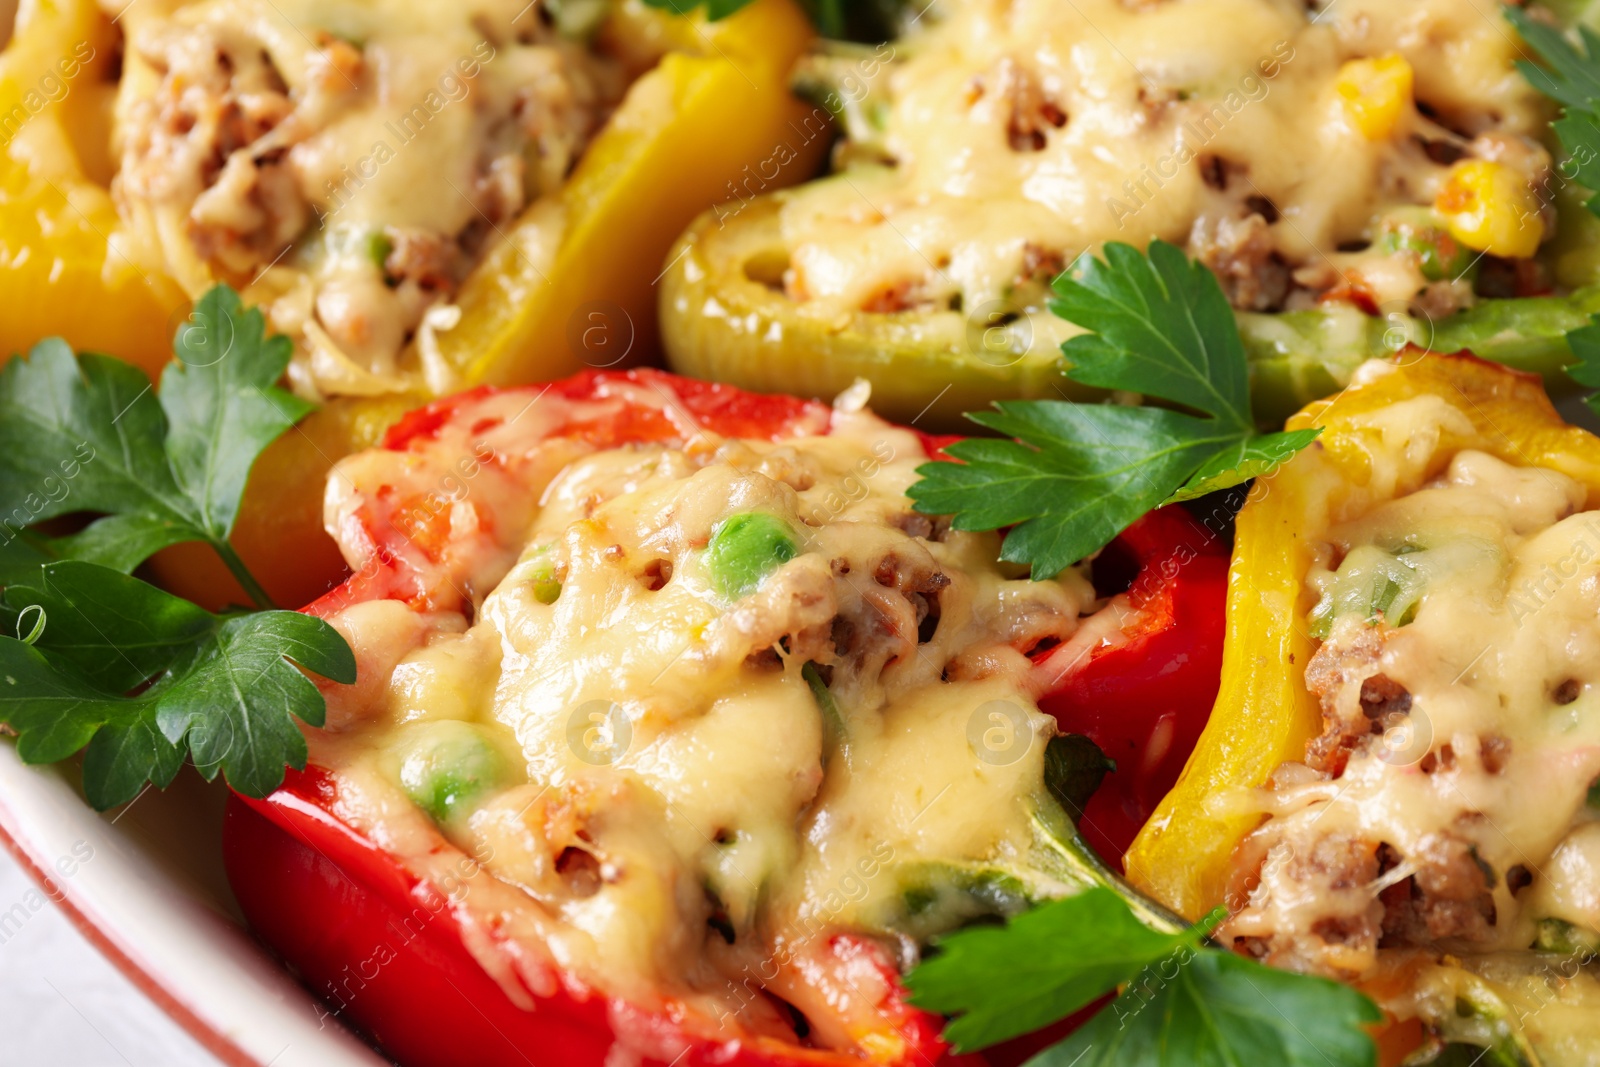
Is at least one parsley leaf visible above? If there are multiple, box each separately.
[0,561,355,808]
[907,887,1380,1066]
[0,537,53,591]
[1507,8,1600,217]
[2,561,216,693]
[910,404,1219,580]
[1167,429,1322,504]
[908,241,1319,577]
[0,645,179,812]
[1504,8,1600,215]
[639,0,758,19]
[906,887,1207,1051]
[1037,948,1382,1067]
[1565,312,1600,414]
[0,284,356,809]
[0,287,310,606]
[1052,241,1253,430]
[1504,8,1600,412]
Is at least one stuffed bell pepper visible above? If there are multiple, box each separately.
[660,0,1600,427]
[211,366,1227,1067]
[0,0,830,608]
[1126,351,1600,1063]
[0,169,1445,1066]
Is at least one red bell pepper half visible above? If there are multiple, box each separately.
[225,774,956,1067]
[222,369,1226,1067]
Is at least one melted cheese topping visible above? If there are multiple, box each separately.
[784,0,1549,338]
[310,389,1112,1050]
[1220,381,1600,1055]
[104,0,639,398]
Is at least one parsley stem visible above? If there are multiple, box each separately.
[214,542,277,610]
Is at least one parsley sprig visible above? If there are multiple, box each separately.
[912,737,1382,1067]
[907,887,1381,1067]
[0,287,355,808]
[908,241,1320,578]
[1510,8,1600,414]
[0,287,311,607]
[1506,8,1600,218]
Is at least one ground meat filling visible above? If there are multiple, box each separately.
[1189,210,1292,312]
[1229,831,1382,976]
[536,444,1077,697]
[980,56,1067,154]
[118,21,304,273]
[110,0,629,396]
[1221,448,1600,992]
[780,0,1555,333]
[1378,830,1497,947]
[1227,636,1509,976]
[1299,626,1424,778]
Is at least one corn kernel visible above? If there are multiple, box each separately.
[1336,54,1414,140]
[855,1031,906,1060]
[1435,160,1546,259]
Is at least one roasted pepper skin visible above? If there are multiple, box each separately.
[1123,350,1600,922]
[222,779,618,1067]
[659,189,1071,429]
[1242,285,1600,424]
[129,0,829,610]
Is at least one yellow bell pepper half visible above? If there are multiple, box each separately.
[435,0,830,388]
[0,0,826,609]
[0,0,187,378]
[1124,351,1600,921]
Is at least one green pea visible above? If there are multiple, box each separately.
[368,231,393,273]
[532,573,562,604]
[520,544,562,604]
[1534,917,1600,955]
[705,512,798,600]
[396,722,505,826]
